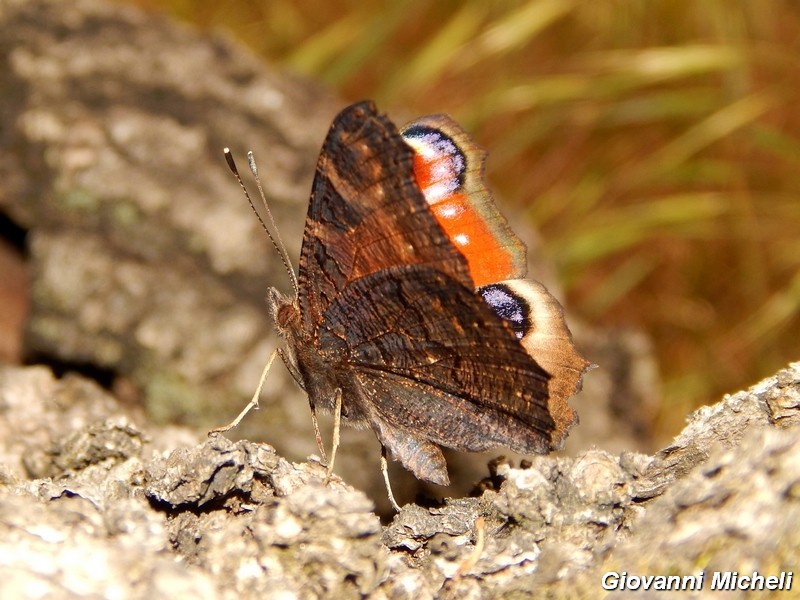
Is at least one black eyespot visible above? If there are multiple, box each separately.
[479,283,530,339]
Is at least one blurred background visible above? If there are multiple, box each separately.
[123,0,800,444]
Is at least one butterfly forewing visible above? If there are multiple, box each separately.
[298,101,472,335]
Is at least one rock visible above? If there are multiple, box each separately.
[1,361,797,597]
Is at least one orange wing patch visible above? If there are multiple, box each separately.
[402,116,526,287]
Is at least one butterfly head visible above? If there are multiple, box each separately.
[268,286,301,340]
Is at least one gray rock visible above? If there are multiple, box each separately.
[2,361,797,597]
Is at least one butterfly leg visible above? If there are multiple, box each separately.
[309,404,328,464]
[380,446,401,512]
[280,348,305,390]
[322,389,343,483]
[209,348,278,434]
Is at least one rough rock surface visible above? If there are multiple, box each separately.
[1,362,798,598]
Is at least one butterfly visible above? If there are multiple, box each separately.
[218,100,590,510]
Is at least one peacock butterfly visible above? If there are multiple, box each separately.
[218,100,590,510]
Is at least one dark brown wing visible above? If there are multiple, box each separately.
[298,101,557,484]
[319,265,555,483]
[319,266,553,436]
[297,101,472,336]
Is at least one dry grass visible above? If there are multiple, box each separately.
[129,0,800,442]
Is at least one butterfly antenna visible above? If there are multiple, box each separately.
[224,148,299,296]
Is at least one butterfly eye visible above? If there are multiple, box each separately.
[275,303,299,331]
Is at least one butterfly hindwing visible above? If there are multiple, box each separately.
[332,268,551,432]
[317,264,554,484]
